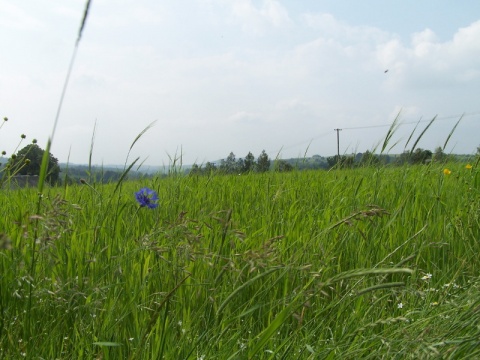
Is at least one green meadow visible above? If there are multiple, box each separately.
[4,3,480,357]
[1,159,479,359]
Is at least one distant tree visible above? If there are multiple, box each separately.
[102,170,122,182]
[326,155,354,168]
[8,144,60,185]
[243,152,256,172]
[380,154,391,164]
[327,156,338,168]
[274,160,293,172]
[360,150,380,166]
[397,151,411,165]
[433,147,448,163]
[477,145,480,156]
[256,150,270,172]
[236,158,245,173]
[189,164,202,175]
[411,148,432,164]
[339,155,355,168]
[397,149,432,165]
[204,162,217,173]
[310,155,329,169]
[220,152,237,174]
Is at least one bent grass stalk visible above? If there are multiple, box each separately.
[23,0,92,345]
[409,115,437,155]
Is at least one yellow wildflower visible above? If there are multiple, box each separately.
[466,164,472,169]
[443,168,452,175]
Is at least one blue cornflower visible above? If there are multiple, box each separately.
[135,187,159,209]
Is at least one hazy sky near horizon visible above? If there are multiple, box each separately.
[1,1,480,166]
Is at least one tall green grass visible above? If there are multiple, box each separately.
[2,2,479,358]
[0,159,478,358]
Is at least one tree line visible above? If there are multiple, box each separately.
[326,146,472,169]
[191,150,268,175]
[3,144,479,187]
[189,150,297,175]
[194,146,460,175]
[1,144,146,186]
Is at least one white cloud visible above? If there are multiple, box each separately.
[301,13,480,91]
[376,20,480,89]
[453,21,480,53]
[411,28,438,56]
[259,0,291,27]
[89,4,166,29]
[0,3,45,30]
[228,111,263,125]
[214,0,292,35]
[2,4,480,165]
[303,12,390,45]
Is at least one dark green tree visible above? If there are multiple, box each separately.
[397,151,411,165]
[243,152,256,172]
[102,170,121,182]
[204,162,217,173]
[236,158,245,173]
[339,155,355,168]
[189,164,202,175]
[256,150,270,172]
[274,159,293,172]
[327,155,338,168]
[411,148,432,164]
[8,144,60,185]
[220,152,237,174]
[360,150,380,166]
[327,155,354,168]
[380,154,391,164]
[433,147,448,163]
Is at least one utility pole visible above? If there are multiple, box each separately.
[334,128,342,159]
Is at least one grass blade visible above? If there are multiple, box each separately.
[325,268,413,284]
[443,114,463,150]
[113,157,140,195]
[404,117,421,151]
[128,120,156,154]
[410,115,437,154]
[216,267,282,316]
[248,278,315,358]
[381,111,401,154]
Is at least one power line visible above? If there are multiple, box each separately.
[268,110,480,157]
[342,111,480,131]
[270,130,332,153]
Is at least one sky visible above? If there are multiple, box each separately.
[1,1,480,167]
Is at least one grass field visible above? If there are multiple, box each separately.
[1,160,479,359]
[3,1,480,357]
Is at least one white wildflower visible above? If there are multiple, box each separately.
[421,273,432,280]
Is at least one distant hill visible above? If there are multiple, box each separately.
[58,163,150,183]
